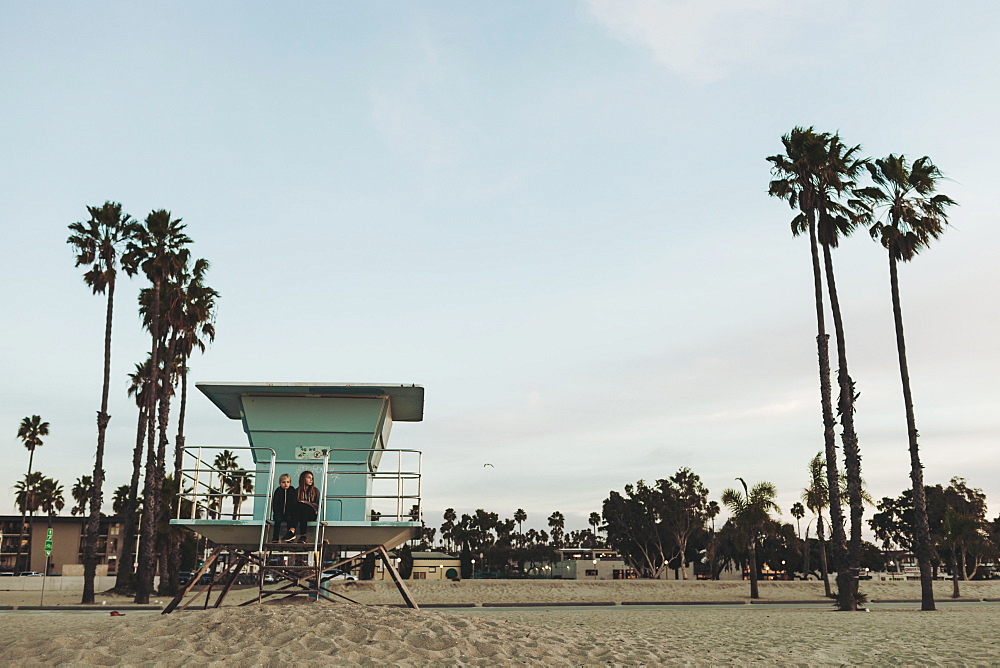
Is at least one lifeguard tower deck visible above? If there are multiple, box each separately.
[165,382,425,613]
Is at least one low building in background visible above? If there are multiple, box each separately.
[376,551,462,581]
[0,515,126,575]
[553,547,635,580]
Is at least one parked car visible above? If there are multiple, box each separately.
[18,572,42,577]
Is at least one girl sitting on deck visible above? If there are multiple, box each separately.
[295,470,320,543]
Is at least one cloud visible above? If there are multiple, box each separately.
[584,0,805,83]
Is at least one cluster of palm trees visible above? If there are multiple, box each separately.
[768,127,955,611]
[61,201,219,604]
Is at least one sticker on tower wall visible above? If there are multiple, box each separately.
[296,447,330,460]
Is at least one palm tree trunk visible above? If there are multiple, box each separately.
[14,448,35,574]
[136,280,163,604]
[114,407,146,593]
[889,253,936,611]
[802,527,811,579]
[174,353,189,482]
[821,245,863,589]
[748,541,760,599]
[155,346,177,598]
[82,279,115,604]
[817,515,831,598]
[807,217,852,610]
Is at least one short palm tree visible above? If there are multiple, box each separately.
[71,476,94,516]
[547,511,565,548]
[15,415,49,573]
[37,477,66,526]
[802,453,832,596]
[721,478,779,599]
[514,509,527,546]
[67,201,138,602]
[14,472,46,514]
[857,154,956,612]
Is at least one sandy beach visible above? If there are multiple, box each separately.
[2,580,1000,665]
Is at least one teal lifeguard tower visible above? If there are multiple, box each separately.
[166,382,425,611]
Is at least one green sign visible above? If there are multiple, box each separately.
[45,528,53,557]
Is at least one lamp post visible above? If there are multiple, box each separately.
[471,558,476,579]
[592,558,598,581]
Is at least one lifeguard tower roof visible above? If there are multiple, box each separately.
[196,382,424,422]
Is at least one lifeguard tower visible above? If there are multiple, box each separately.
[164,382,425,612]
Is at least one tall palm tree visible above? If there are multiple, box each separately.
[167,257,218,482]
[123,209,191,604]
[144,255,218,593]
[15,415,49,573]
[71,476,94,516]
[858,154,956,612]
[67,201,138,602]
[802,453,832,596]
[721,478,780,599]
[812,133,867,598]
[768,127,858,611]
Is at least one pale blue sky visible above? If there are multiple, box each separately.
[3,1,999,536]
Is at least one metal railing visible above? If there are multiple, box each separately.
[176,446,277,552]
[175,445,422,553]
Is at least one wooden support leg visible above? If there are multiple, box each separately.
[376,545,419,610]
[162,546,223,615]
[213,555,248,608]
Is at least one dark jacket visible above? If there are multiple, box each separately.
[271,485,297,516]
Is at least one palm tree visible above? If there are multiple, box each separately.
[858,154,956,612]
[790,502,805,538]
[71,476,94,516]
[212,450,239,518]
[768,127,859,611]
[147,256,218,592]
[802,453,832,596]
[442,508,457,552]
[547,511,565,548]
[166,257,218,480]
[589,512,601,535]
[812,133,868,598]
[721,478,780,599]
[67,201,138,603]
[514,509,527,545]
[123,209,191,604]
[15,415,49,573]
[113,358,151,594]
[112,485,130,515]
[18,473,66,572]
[36,477,66,526]
[14,472,46,514]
